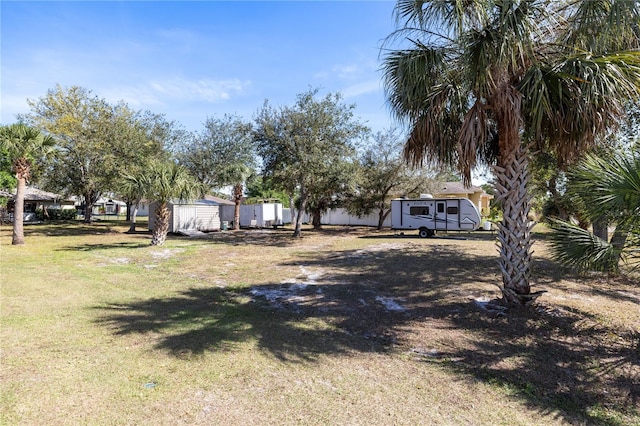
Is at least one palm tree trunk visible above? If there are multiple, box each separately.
[605,226,629,273]
[152,202,170,246]
[592,216,608,241]
[12,174,26,245]
[233,183,243,231]
[493,142,535,305]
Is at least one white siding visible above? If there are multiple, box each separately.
[239,203,284,227]
[149,201,220,232]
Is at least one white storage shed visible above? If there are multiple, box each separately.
[149,199,221,233]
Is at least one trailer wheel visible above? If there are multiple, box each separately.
[419,228,433,238]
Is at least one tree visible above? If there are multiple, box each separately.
[109,108,179,233]
[306,155,359,230]
[178,115,255,230]
[124,159,204,246]
[245,174,290,207]
[20,85,120,223]
[347,128,441,229]
[382,0,640,306]
[548,151,640,273]
[0,123,55,245]
[254,89,368,237]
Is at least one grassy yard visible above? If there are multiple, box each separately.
[1,221,638,425]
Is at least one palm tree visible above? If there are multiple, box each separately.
[126,160,204,246]
[382,0,640,305]
[548,151,640,273]
[0,123,55,245]
[219,163,254,231]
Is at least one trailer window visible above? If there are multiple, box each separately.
[447,206,458,215]
[410,206,429,216]
[437,203,444,213]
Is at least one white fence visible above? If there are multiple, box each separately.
[284,207,391,228]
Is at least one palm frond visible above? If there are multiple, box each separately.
[562,0,640,52]
[547,218,622,273]
[569,151,640,226]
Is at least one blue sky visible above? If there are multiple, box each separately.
[1,1,401,134]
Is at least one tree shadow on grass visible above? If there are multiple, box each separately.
[21,221,124,237]
[95,243,639,424]
[59,242,150,251]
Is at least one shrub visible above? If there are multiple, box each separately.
[36,208,77,221]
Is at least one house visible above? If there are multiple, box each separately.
[92,197,127,216]
[433,182,493,216]
[148,199,221,233]
[3,187,75,222]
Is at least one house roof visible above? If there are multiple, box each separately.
[435,181,484,195]
[8,187,74,202]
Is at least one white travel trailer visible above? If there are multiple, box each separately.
[390,197,481,237]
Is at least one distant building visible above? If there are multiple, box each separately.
[3,187,75,222]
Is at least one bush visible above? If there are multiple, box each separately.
[36,208,77,221]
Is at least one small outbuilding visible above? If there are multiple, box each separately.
[148,199,221,233]
[203,195,235,225]
[239,202,284,228]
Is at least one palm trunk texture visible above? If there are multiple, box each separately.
[493,142,535,305]
[233,184,242,231]
[12,173,26,245]
[152,202,170,246]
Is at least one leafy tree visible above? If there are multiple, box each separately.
[110,108,180,232]
[382,0,640,305]
[124,159,204,246]
[306,155,359,230]
[0,123,55,245]
[19,85,120,223]
[548,151,640,273]
[254,88,368,237]
[244,174,290,207]
[346,128,440,229]
[178,115,255,230]
[0,145,17,190]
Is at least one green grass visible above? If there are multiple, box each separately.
[1,222,638,425]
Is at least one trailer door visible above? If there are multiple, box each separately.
[435,201,447,230]
[435,200,463,230]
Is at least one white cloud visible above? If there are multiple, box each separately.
[102,78,252,107]
[342,80,382,99]
[332,64,360,79]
